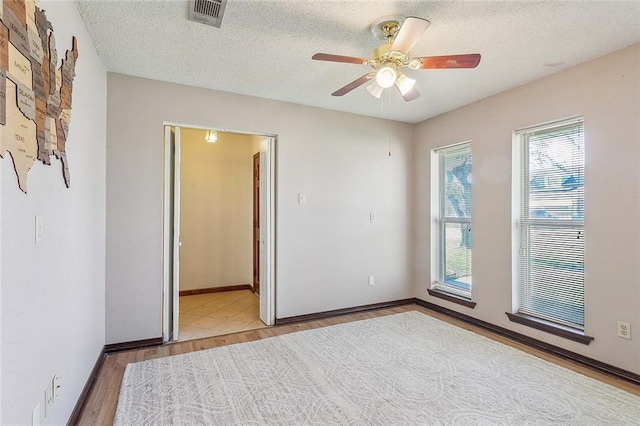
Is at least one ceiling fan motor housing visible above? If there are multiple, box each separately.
[367,45,418,72]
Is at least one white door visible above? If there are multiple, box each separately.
[163,126,181,342]
[172,127,181,339]
[259,137,275,325]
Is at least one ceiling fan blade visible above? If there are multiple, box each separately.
[332,73,375,96]
[391,17,431,53]
[312,53,366,65]
[417,54,481,69]
[398,85,421,102]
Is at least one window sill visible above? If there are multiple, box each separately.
[427,288,476,309]
[505,312,594,345]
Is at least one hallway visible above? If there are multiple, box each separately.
[178,290,266,341]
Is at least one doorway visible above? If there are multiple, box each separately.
[162,125,276,343]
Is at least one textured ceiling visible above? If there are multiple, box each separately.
[75,1,640,124]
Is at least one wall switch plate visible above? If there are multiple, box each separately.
[368,275,375,286]
[32,403,41,426]
[369,213,376,223]
[618,321,631,339]
[35,215,44,243]
[298,193,306,204]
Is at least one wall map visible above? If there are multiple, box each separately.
[0,0,78,193]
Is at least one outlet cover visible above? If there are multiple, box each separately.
[53,374,61,400]
[44,383,53,418]
[617,321,631,339]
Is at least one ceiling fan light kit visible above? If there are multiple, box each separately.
[367,83,384,99]
[312,15,481,102]
[376,66,397,88]
[395,74,416,96]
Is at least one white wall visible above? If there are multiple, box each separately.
[106,74,415,343]
[414,44,640,373]
[179,129,254,291]
[0,1,107,424]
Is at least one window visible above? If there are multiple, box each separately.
[513,117,585,331]
[432,143,472,300]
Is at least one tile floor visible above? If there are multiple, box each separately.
[178,289,266,341]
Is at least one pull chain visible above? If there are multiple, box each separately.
[385,89,391,156]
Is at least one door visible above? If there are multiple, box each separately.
[163,126,181,342]
[253,152,260,294]
[259,137,275,325]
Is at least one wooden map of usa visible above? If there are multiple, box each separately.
[0,0,77,193]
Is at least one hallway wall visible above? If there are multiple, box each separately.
[179,129,254,291]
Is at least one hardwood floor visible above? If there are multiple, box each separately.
[76,304,640,425]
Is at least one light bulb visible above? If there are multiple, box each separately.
[367,82,383,99]
[395,74,416,96]
[205,130,218,143]
[375,66,397,88]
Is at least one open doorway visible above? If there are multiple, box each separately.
[162,125,276,343]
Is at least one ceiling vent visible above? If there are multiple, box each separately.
[188,0,227,28]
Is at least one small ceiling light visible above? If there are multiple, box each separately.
[367,82,383,99]
[395,74,416,96]
[375,66,397,88]
[205,129,218,143]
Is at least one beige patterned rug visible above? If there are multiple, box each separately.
[114,311,640,425]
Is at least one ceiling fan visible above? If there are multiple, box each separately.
[312,16,481,102]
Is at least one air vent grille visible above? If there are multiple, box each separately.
[188,0,227,28]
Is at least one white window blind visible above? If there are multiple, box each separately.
[517,118,585,329]
[434,143,472,297]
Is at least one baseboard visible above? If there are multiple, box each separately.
[105,337,164,354]
[414,298,640,387]
[275,298,415,326]
[179,284,251,297]
[66,345,106,426]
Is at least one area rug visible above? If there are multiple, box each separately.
[114,311,640,425]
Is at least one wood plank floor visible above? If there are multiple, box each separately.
[76,304,640,425]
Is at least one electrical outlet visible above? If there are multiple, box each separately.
[617,321,631,339]
[369,213,376,223]
[53,374,61,401]
[368,275,375,286]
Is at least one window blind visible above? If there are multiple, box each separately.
[518,119,585,329]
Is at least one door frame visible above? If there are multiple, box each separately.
[162,126,180,342]
[162,122,277,343]
[252,152,260,295]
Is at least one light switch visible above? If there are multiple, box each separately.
[35,215,44,243]
[298,193,306,204]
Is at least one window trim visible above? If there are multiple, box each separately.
[511,116,587,336]
[431,141,474,303]
[428,288,477,309]
[506,312,593,345]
